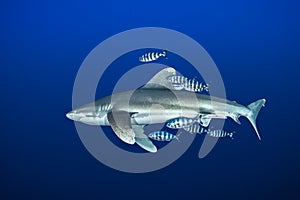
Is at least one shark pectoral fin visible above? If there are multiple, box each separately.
[132,125,157,153]
[107,111,135,145]
[142,67,176,90]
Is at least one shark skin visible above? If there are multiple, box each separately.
[66,67,266,152]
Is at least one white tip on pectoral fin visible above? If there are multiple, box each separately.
[107,111,135,144]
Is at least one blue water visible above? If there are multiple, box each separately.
[1,0,299,199]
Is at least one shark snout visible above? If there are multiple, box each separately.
[66,111,74,120]
[66,111,80,121]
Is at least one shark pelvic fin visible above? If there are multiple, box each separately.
[133,125,157,153]
[142,67,176,90]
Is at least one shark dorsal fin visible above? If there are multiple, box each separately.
[142,67,176,90]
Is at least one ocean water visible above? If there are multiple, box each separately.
[1,0,299,199]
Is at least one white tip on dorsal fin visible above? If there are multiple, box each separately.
[142,67,176,90]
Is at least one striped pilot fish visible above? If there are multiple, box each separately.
[167,75,209,92]
[166,117,195,129]
[148,131,179,142]
[183,78,209,93]
[206,129,234,138]
[167,75,188,90]
[139,49,167,62]
[183,123,207,134]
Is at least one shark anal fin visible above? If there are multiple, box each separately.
[132,125,157,153]
[107,111,135,144]
[233,116,241,125]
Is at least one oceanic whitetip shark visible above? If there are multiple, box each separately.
[66,67,266,153]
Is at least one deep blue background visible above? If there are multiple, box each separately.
[1,0,299,199]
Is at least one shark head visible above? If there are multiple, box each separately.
[66,109,88,122]
[66,103,109,125]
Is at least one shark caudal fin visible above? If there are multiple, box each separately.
[246,99,266,140]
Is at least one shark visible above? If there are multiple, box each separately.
[66,67,266,153]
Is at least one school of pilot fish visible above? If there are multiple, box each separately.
[138,49,235,143]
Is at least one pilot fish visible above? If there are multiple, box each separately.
[148,131,179,141]
[183,78,209,93]
[166,117,195,129]
[183,123,207,134]
[207,129,234,138]
[167,75,209,92]
[167,75,188,90]
[139,50,167,62]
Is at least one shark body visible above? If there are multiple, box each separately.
[66,68,266,152]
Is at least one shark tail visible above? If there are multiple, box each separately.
[245,99,266,140]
